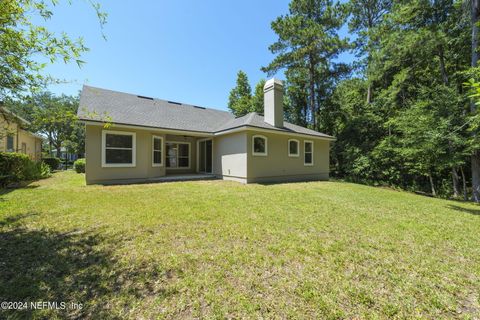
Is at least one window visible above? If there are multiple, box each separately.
[304,140,314,166]
[6,135,14,152]
[166,142,190,168]
[288,139,299,157]
[252,135,267,156]
[152,136,163,167]
[102,130,136,167]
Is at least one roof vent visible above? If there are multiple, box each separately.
[168,101,182,105]
[137,95,154,100]
[193,105,206,110]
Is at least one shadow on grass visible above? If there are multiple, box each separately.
[446,204,480,216]
[0,213,177,319]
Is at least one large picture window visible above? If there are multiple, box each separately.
[304,140,314,166]
[166,142,190,168]
[252,135,267,156]
[102,130,136,167]
[152,136,163,167]
[288,139,299,157]
[6,135,14,152]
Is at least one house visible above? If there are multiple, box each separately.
[50,147,82,162]
[78,79,335,185]
[0,107,43,161]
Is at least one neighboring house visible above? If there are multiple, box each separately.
[51,147,82,162]
[0,107,43,161]
[78,79,335,185]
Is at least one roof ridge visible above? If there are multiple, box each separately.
[246,112,256,125]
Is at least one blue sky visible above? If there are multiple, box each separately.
[38,1,353,111]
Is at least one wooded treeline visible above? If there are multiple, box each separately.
[230,0,480,200]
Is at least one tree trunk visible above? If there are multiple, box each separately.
[428,174,437,197]
[471,0,480,202]
[460,166,468,201]
[309,56,316,129]
[451,167,460,198]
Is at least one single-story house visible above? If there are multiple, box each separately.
[0,107,43,161]
[50,147,82,162]
[78,79,335,185]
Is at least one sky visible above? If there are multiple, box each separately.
[37,0,354,111]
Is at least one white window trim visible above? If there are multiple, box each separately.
[304,140,314,166]
[102,130,136,168]
[166,141,191,169]
[288,139,300,157]
[152,135,164,167]
[252,135,268,157]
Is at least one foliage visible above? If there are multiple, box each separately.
[228,71,266,117]
[0,152,50,186]
[73,158,85,173]
[41,157,60,171]
[262,0,349,129]
[2,171,480,318]
[261,0,472,198]
[0,0,106,99]
[7,92,85,157]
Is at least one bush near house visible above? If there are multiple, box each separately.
[73,158,85,173]
[42,157,61,171]
[0,152,51,186]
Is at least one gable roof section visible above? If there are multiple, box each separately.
[78,85,334,140]
[215,112,334,139]
[78,86,234,133]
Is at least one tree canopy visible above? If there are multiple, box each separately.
[0,0,106,99]
[248,0,478,199]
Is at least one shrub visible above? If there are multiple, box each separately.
[0,152,30,183]
[42,157,61,171]
[74,158,86,173]
[0,152,51,186]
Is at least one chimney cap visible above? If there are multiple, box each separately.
[264,78,283,90]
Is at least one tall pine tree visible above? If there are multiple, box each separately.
[262,0,348,130]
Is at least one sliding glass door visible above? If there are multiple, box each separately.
[198,139,212,173]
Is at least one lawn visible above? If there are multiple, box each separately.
[1,171,480,319]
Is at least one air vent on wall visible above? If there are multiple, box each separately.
[193,105,206,109]
[137,95,154,100]
[168,101,182,105]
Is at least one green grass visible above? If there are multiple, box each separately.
[1,171,480,319]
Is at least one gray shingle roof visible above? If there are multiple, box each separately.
[78,85,234,133]
[215,112,334,139]
[78,85,334,139]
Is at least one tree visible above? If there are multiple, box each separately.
[228,71,252,117]
[322,0,473,198]
[27,92,84,156]
[228,71,266,117]
[262,0,348,130]
[251,79,266,114]
[347,0,391,103]
[470,0,480,201]
[0,0,106,100]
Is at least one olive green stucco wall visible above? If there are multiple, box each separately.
[84,124,330,185]
[246,131,330,183]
